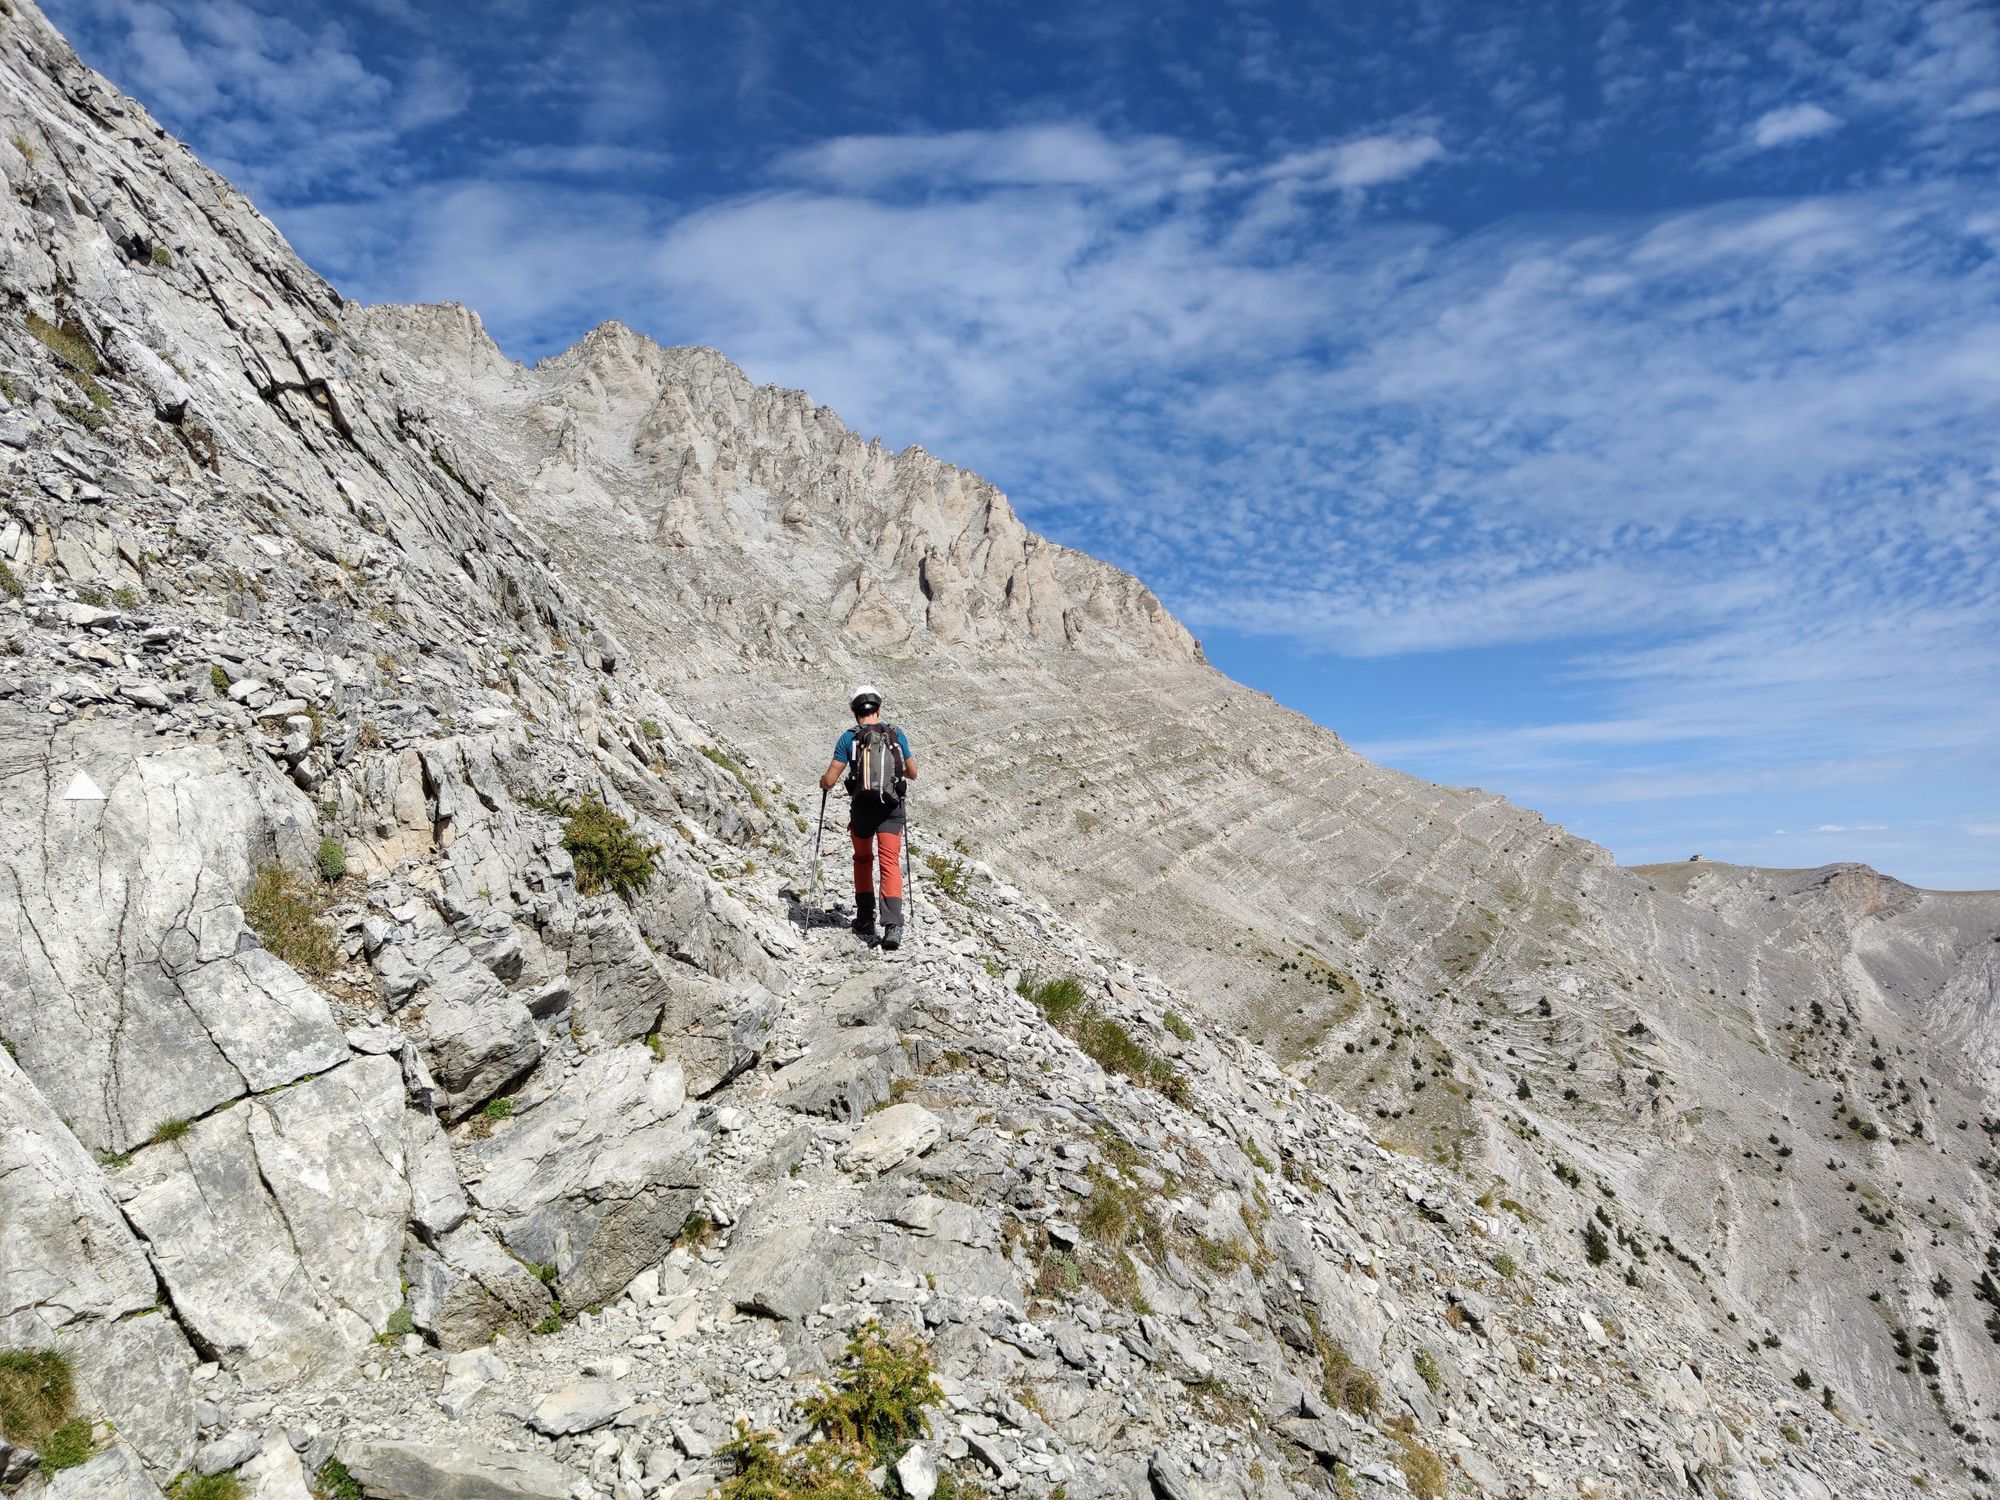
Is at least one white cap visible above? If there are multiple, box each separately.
[850,683,880,702]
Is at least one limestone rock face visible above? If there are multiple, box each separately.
[404,1224,553,1349]
[0,1049,196,1475]
[119,1058,410,1385]
[0,725,347,1154]
[463,1049,702,1307]
[34,1444,167,1499]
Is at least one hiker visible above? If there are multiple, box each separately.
[819,684,917,950]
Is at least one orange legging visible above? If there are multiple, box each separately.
[851,830,904,899]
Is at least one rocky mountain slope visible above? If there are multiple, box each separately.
[361,258,2000,1489]
[0,3,1992,1499]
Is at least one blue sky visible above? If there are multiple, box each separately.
[47,0,2000,888]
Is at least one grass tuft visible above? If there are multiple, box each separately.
[1019,975,1187,1103]
[0,1348,75,1449]
[37,1418,93,1471]
[170,1475,243,1500]
[314,1458,364,1500]
[243,865,340,979]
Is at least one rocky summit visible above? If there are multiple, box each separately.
[0,4,1994,1499]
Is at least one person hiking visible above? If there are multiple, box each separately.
[818,685,917,950]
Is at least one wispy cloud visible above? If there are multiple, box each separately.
[1263,133,1446,190]
[1748,102,1843,150]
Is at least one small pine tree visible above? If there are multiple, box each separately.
[1583,1220,1611,1266]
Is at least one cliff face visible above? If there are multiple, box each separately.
[353,303,1200,678]
[0,2,1993,1498]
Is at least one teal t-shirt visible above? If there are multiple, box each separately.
[833,725,912,764]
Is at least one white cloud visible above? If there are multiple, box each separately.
[773,125,1206,194]
[1748,102,1843,149]
[499,143,675,176]
[1969,822,2000,838]
[1263,133,1446,191]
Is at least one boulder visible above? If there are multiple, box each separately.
[37,1443,166,1499]
[775,1024,908,1120]
[839,1102,943,1176]
[336,1439,568,1500]
[372,906,540,1119]
[527,1377,628,1436]
[895,1442,939,1500]
[404,1224,553,1348]
[723,1222,842,1322]
[564,904,671,1044]
[403,1108,471,1239]
[238,1431,315,1500]
[463,1048,702,1307]
[120,1056,410,1385]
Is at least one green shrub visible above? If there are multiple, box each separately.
[922,851,970,902]
[720,1323,942,1496]
[1490,1250,1518,1277]
[38,1417,93,1471]
[316,837,346,884]
[314,1458,364,1500]
[170,1474,243,1500]
[0,1348,75,1449]
[150,1116,192,1145]
[151,246,175,267]
[0,560,22,600]
[372,1306,415,1345]
[639,718,663,740]
[1583,1220,1611,1266]
[718,1423,873,1500]
[559,796,659,899]
[530,1311,564,1336]
[209,665,230,692]
[1163,1011,1195,1042]
[481,1098,513,1122]
[802,1320,942,1466]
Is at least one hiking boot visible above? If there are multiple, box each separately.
[881,925,903,952]
[850,894,877,938]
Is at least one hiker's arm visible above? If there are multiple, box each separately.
[902,756,918,780]
[818,758,845,792]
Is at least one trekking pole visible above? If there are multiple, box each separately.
[903,796,916,942]
[803,788,827,931]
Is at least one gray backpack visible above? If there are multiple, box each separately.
[845,723,906,812]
